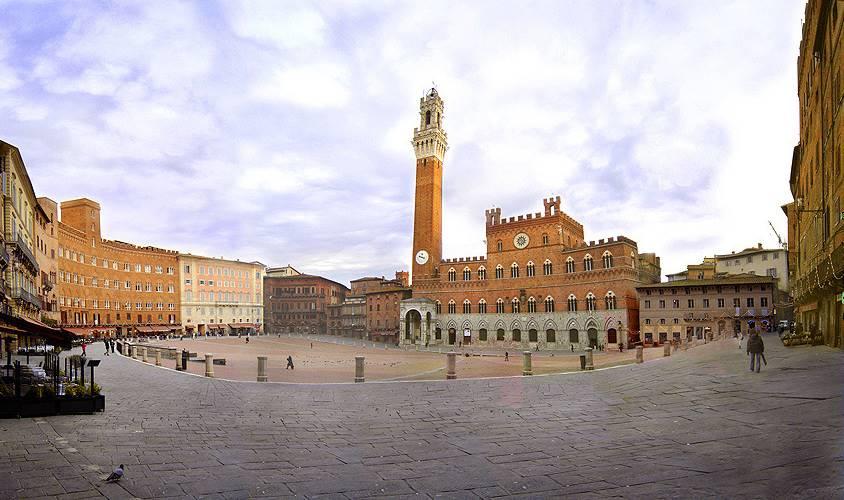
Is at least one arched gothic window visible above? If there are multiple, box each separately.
[602,251,613,269]
[478,266,487,280]
[435,301,441,314]
[605,291,617,310]
[544,296,555,312]
[584,254,594,271]
[463,299,471,314]
[448,268,456,282]
[527,297,537,313]
[511,298,520,313]
[425,110,431,125]
[542,233,549,245]
[495,265,504,279]
[586,292,597,311]
[511,262,520,278]
[568,294,577,312]
[447,300,456,314]
[463,267,471,281]
[496,298,505,313]
[566,257,575,273]
[543,259,553,275]
[478,299,487,314]
[526,261,536,277]
[497,240,503,252]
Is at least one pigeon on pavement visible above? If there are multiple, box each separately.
[105,464,124,482]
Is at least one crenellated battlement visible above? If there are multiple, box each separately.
[486,196,583,231]
[574,235,638,250]
[441,256,488,264]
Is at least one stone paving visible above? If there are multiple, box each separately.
[2,333,843,499]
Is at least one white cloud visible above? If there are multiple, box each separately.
[224,0,327,49]
[0,0,806,284]
[252,63,350,109]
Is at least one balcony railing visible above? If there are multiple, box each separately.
[8,236,39,272]
[11,287,42,310]
[0,238,9,268]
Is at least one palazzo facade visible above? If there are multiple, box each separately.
[400,89,661,349]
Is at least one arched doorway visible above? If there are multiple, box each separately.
[587,328,598,348]
[448,328,456,345]
[607,328,617,344]
[546,329,556,343]
[405,310,421,343]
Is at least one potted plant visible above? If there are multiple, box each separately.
[19,385,57,417]
[57,383,103,414]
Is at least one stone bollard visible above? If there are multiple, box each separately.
[446,351,457,380]
[522,351,533,376]
[205,354,214,377]
[257,356,267,382]
[141,347,148,363]
[636,345,644,363]
[585,347,594,370]
[155,348,161,366]
[175,349,182,370]
[663,343,671,357]
[672,341,679,353]
[133,345,140,360]
[355,355,365,383]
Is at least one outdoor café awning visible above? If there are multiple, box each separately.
[63,327,115,338]
[207,324,225,330]
[228,323,257,329]
[0,312,73,348]
[135,325,178,334]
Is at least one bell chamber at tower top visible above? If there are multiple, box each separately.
[412,87,448,163]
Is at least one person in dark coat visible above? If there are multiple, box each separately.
[286,356,294,370]
[746,332,765,373]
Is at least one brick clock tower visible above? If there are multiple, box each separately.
[411,88,448,284]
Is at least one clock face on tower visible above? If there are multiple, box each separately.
[513,233,530,249]
[415,250,429,265]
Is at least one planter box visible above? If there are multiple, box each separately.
[18,399,57,418]
[57,395,106,414]
[0,399,20,418]
[0,395,106,418]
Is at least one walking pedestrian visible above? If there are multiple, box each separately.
[81,341,87,356]
[310,342,313,349]
[746,331,765,373]
[286,355,294,370]
[570,344,574,352]
[245,337,249,344]
[111,340,116,354]
[104,339,110,356]
[504,351,509,362]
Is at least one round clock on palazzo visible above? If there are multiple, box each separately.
[513,233,530,249]
[415,249,429,265]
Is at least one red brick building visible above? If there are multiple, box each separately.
[401,89,661,349]
[264,274,348,335]
[365,272,411,343]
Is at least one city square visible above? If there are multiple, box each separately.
[1,0,842,498]
[2,333,843,498]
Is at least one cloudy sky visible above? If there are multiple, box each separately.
[1,0,805,285]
